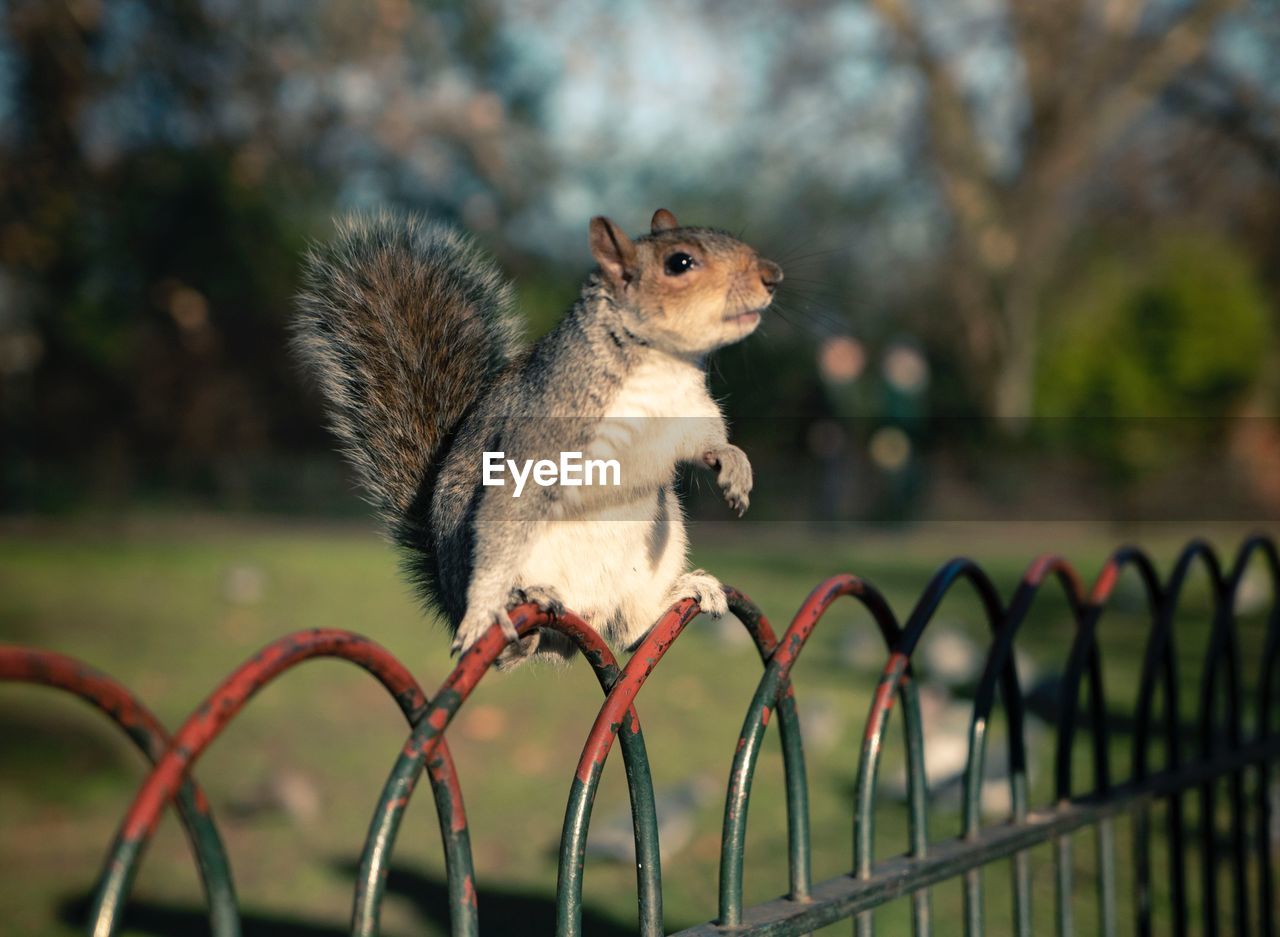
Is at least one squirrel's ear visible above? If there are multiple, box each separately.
[650,208,679,233]
[589,216,638,287]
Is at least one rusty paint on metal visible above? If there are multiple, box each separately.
[1091,559,1121,604]
[863,654,906,744]
[0,646,243,937]
[570,599,700,790]
[428,753,469,835]
[0,649,154,739]
[114,630,425,842]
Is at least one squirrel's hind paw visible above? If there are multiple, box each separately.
[451,606,518,656]
[494,628,578,671]
[495,631,542,669]
[666,570,730,618]
[451,585,566,658]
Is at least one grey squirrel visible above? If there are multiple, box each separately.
[292,208,781,667]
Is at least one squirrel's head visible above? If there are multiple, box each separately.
[587,209,782,357]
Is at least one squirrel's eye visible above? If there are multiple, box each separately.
[664,252,696,276]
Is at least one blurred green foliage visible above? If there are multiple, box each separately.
[1036,232,1272,480]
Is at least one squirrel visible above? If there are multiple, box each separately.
[292,208,782,667]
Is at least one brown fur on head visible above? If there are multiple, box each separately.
[588,209,783,357]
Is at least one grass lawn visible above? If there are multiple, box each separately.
[0,515,1274,936]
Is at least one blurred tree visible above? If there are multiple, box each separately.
[492,0,1280,430]
[2,0,1277,515]
[1036,231,1270,480]
[866,0,1279,425]
[0,0,547,506]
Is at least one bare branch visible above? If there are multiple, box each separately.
[867,0,1004,269]
[1167,63,1280,175]
[1089,0,1241,158]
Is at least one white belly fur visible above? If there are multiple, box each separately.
[515,353,715,646]
[515,489,686,646]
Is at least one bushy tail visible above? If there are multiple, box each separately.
[293,211,518,544]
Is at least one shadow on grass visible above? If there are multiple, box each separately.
[0,708,133,782]
[60,862,639,936]
[60,894,349,937]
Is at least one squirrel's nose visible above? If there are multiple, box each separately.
[758,259,783,295]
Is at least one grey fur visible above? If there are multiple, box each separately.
[292,212,518,606]
[426,274,639,625]
[291,213,641,627]
[292,210,777,665]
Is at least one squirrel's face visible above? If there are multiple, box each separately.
[589,210,783,357]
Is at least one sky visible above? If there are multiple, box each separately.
[2,0,1275,265]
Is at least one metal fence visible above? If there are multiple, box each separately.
[2,534,1277,936]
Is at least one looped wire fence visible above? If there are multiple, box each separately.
[1,534,1277,936]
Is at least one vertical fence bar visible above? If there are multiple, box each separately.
[1197,747,1221,934]
[350,628,508,937]
[726,589,813,906]
[1131,541,1229,937]
[1095,818,1117,937]
[849,650,933,937]
[1054,833,1074,937]
[1087,640,1116,937]
[716,576,899,929]
[557,600,703,937]
[965,557,1085,937]
[1185,545,1229,937]
[1053,547,1146,937]
[551,613,668,937]
[718,648,797,927]
[1128,549,1173,937]
[1228,537,1278,937]
[854,651,909,937]
[850,560,1005,937]
[1204,539,1257,937]
[557,691,664,937]
[901,672,932,937]
[1255,537,1280,937]
[1242,537,1280,937]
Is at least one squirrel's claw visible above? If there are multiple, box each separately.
[508,584,566,619]
[705,444,753,518]
[451,606,518,656]
[452,585,565,660]
[666,569,730,618]
[495,631,543,669]
[497,613,520,644]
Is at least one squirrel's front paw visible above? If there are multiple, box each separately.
[452,605,518,656]
[703,445,752,517]
[667,569,730,618]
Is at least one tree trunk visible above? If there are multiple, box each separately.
[990,260,1045,431]
[991,329,1037,428]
